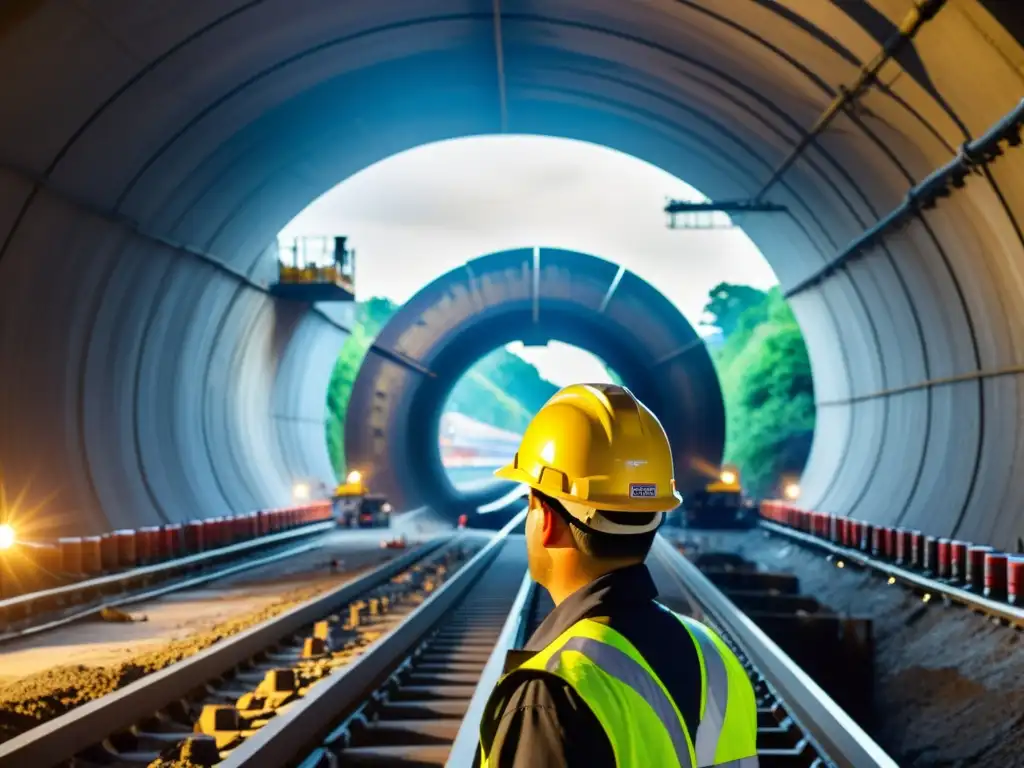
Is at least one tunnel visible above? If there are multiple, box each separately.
[0,2,1023,548]
[344,247,724,516]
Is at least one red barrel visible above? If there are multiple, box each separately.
[81,536,102,575]
[950,541,969,582]
[923,536,939,573]
[457,514,468,530]
[1009,557,1024,604]
[984,552,1008,599]
[203,518,221,549]
[217,516,230,546]
[163,524,181,558]
[137,527,160,564]
[231,515,246,543]
[59,537,83,574]
[937,538,951,578]
[34,543,62,582]
[967,546,994,591]
[219,516,233,546]
[836,518,848,546]
[881,527,896,560]
[850,520,862,549]
[99,534,119,571]
[871,527,883,557]
[909,531,924,569]
[859,522,872,552]
[115,530,137,567]
[895,529,912,565]
[218,517,230,546]
[185,520,204,554]
[155,526,172,561]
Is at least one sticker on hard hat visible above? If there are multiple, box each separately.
[629,483,657,498]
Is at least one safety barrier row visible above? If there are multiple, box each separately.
[2,502,334,598]
[760,501,1023,606]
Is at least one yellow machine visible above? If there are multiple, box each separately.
[704,464,742,493]
[335,469,367,497]
[679,464,756,530]
[332,470,391,528]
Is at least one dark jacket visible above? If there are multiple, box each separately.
[479,563,704,767]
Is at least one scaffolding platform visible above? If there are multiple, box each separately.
[270,235,357,303]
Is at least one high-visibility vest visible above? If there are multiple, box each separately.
[479,610,759,767]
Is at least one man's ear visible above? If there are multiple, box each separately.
[538,498,561,547]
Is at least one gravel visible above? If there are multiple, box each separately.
[0,534,402,744]
[726,530,1024,768]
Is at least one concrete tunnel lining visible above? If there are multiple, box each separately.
[0,2,1022,546]
[343,248,725,518]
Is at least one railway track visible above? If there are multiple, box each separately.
[0,535,475,768]
[0,523,337,643]
[2,509,901,768]
[223,521,896,768]
[760,519,1024,630]
[649,536,897,768]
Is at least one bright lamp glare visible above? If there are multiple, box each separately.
[346,470,362,485]
[293,482,310,501]
[720,471,737,485]
[0,524,16,550]
[784,482,801,500]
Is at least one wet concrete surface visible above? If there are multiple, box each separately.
[669,529,1024,768]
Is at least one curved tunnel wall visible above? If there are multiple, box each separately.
[0,3,1022,546]
[344,248,724,516]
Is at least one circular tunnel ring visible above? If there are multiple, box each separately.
[344,248,725,518]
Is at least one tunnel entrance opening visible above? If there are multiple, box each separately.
[344,247,726,522]
[437,342,623,496]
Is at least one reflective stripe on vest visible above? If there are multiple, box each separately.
[679,615,759,766]
[542,635,694,764]
[479,612,758,767]
[519,618,694,767]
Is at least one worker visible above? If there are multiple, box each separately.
[479,383,759,767]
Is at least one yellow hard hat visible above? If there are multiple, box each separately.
[495,383,681,518]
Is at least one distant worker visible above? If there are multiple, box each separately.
[479,383,758,767]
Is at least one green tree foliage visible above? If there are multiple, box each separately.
[707,286,815,496]
[702,282,770,337]
[325,298,400,476]
[446,348,558,433]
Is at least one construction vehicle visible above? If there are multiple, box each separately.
[332,470,392,528]
[678,464,758,530]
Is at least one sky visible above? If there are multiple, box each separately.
[279,135,777,386]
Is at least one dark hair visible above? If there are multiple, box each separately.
[533,490,658,561]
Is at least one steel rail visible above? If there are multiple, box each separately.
[446,570,536,766]
[0,520,334,619]
[651,535,899,768]
[219,509,528,768]
[0,538,323,645]
[0,537,445,768]
[760,520,1024,628]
